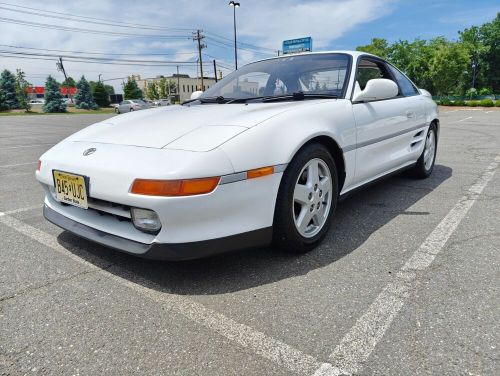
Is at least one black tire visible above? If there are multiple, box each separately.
[129,108,134,112]
[411,123,438,179]
[273,143,339,254]
[114,107,119,114]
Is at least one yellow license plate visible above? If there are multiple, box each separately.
[52,170,88,209]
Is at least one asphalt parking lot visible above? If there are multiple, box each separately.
[0,108,499,376]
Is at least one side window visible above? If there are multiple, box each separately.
[387,65,419,96]
[356,59,393,90]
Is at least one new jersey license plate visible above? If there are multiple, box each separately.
[52,170,88,209]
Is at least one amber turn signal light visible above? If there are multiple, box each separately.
[131,177,220,196]
[247,166,274,179]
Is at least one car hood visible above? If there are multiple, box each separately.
[72,101,329,151]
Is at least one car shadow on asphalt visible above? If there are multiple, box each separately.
[57,164,452,295]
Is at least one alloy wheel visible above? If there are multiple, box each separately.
[292,158,333,238]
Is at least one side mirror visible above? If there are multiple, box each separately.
[419,88,432,98]
[190,91,203,100]
[352,78,398,103]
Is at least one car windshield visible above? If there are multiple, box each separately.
[199,53,350,102]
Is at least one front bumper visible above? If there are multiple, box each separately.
[44,205,272,260]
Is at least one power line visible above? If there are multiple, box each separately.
[204,36,274,56]
[0,17,192,39]
[0,6,193,33]
[0,2,195,32]
[0,50,201,64]
[204,31,276,53]
[0,53,214,68]
[0,44,197,57]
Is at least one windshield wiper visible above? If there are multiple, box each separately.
[199,96,233,104]
[262,91,338,102]
[225,92,338,103]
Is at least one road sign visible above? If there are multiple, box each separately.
[282,37,313,55]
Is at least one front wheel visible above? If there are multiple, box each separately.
[273,143,338,254]
[114,107,119,114]
[411,123,437,179]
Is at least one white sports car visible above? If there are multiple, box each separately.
[36,51,438,260]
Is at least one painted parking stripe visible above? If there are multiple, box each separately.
[313,153,500,376]
[1,143,53,150]
[0,162,36,168]
[0,213,339,376]
[0,204,42,217]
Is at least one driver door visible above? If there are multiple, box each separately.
[351,57,413,186]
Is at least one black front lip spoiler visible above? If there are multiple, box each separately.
[43,205,273,261]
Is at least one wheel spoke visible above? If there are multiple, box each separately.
[294,184,310,205]
[319,176,331,195]
[296,207,313,233]
[307,162,320,186]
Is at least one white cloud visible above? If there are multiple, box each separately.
[0,0,397,92]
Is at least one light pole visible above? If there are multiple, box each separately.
[229,1,240,70]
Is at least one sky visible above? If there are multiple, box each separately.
[0,0,497,93]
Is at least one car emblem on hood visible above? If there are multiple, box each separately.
[83,148,96,156]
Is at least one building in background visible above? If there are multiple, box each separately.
[26,86,76,99]
[134,74,216,102]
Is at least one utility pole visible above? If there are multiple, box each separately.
[192,30,206,91]
[56,57,68,81]
[56,57,71,101]
[213,59,218,82]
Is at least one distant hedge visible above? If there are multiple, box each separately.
[436,98,499,107]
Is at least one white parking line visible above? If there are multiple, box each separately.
[0,162,35,168]
[451,116,473,124]
[1,143,53,150]
[0,204,42,217]
[0,212,338,376]
[314,153,500,376]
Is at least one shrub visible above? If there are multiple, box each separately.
[439,98,451,106]
[465,88,477,99]
[495,101,500,107]
[453,99,466,106]
[478,88,492,96]
[43,75,66,113]
[75,76,98,110]
[478,99,494,107]
[466,100,479,107]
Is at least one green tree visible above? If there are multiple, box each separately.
[0,88,7,111]
[389,38,435,92]
[43,75,66,113]
[74,75,98,109]
[61,77,76,87]
[0,69,19,109]
[356,38,390,59]
[479,13,500,92]
[429,42,470,95]
[92,81,110,107]
[15,69,31,112]
[147,82,160,100]
[459,25,488,89]
[123,77,143,99]
[158,77,176,98]
[104,84,115,95]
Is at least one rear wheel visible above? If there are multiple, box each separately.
[114,107,119,114]
[129,108,134,112]
[273,143,338,254]
[411,123,437,179]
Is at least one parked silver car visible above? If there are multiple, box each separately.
[115,99,149,114]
